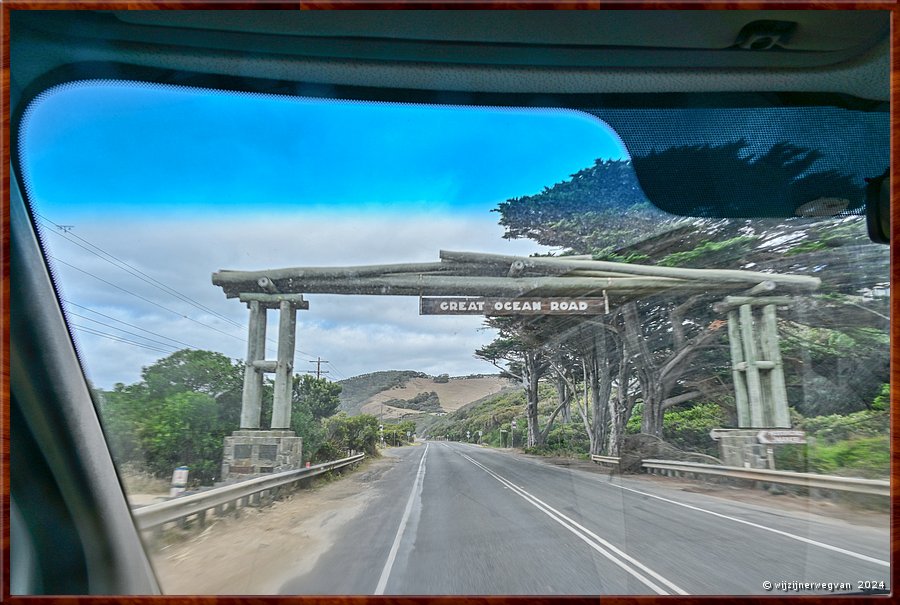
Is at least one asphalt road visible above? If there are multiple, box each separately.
[280,442,889,595]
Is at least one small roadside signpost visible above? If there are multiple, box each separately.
[756,430,806,444]
[170,466,189,497]
[756,430,806,470]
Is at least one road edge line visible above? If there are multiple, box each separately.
[608,481,889,568]
[459,451,686,595]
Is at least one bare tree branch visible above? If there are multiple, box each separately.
[661,390,703,410]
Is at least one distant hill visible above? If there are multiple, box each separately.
[337,370,427,415]
[337,371,514,419]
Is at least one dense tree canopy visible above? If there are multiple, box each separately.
[495,158,672,252]
[293,374,343,420]
[98,350,349,485]
[484,141,888,456]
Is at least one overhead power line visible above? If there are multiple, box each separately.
[49,256,280,356]
[62,299,201,350]
[64,310,200,353]
[67,311,185,352]
[38,215,298,356]
[39,217,291,355]
[70,323,175,354]
[38,215,245,330]
[40,215,337,364]
[323,360,350,381]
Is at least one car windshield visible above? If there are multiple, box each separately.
[18,80,889,596]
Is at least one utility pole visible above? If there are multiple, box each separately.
[307,357,330,379]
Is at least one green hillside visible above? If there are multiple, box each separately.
[337,370,427,415]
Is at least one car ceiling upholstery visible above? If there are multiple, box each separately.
[10,10,890,107]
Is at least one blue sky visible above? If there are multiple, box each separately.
[20,81,629,388]
[23,81,626,219]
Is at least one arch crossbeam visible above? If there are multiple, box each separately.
[212,249,821,302]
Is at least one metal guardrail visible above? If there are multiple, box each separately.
[132,453,365,530]
[641,459,889,497]
[590,455,888,497]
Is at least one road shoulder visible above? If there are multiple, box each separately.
[149,454,399,594]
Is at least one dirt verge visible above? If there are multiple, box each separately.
[149,455,397,594]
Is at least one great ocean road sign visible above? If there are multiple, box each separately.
[419,296,607,315]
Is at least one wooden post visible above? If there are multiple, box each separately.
[739,304,765,427]
[761,304,791,428]
[272,301,297,429]
[240,301,266,429]
[727,310,751,427]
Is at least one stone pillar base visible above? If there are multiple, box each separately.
[711,429,768,469]
[222,430,303,479]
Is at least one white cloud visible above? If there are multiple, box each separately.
[39,212,549,389]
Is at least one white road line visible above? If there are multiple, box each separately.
[607,481,890,568]
[374,443,429,595]
[458,451,687,595]
[467,442,888,569]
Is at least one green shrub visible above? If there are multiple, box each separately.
[662,402,725,457]
[871,383,889,411]
[625,401,725,456]
[626,402,643,434]
[794,409,888,444]
[658,236,754,267]
[540,422,590,455]
[809,436,889,478]
[776,436,889,479]
[383,391,442,412]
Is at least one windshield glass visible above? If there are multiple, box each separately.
[19,81,889,596]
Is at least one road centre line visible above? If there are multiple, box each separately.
[458,450,687,595]
[374,444,429,595]
[604,481,889,568]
